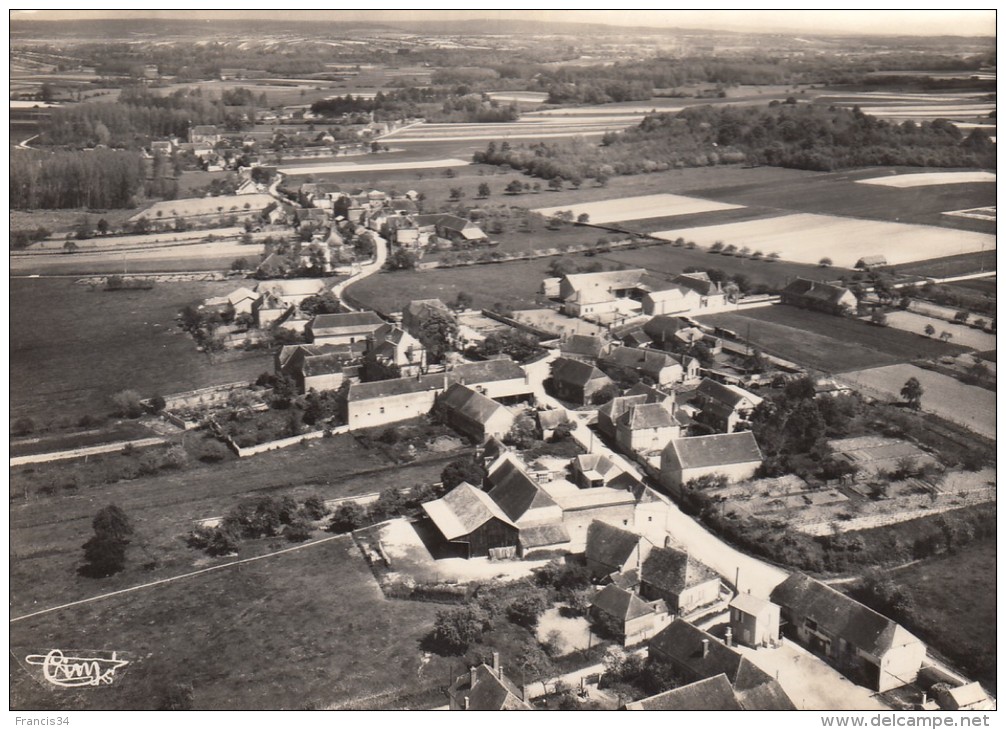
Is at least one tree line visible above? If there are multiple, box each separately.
[11,148,146,209]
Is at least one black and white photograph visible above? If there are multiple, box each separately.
[8,8,997,718]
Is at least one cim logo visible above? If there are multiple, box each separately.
[25,650,130,688]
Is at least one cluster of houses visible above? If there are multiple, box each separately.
[450,563,941,709]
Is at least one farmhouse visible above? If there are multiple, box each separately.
[550,357,616,405]
[584,520,653,580]
[642,315,684,349]
[660,432,764,493]
[448,654,531,710]
[674,272,726,308]
[589,583,671,647]
[277,343,359,394]
[596,390,675,439]
[307,311,386,346]
[601,346,684,385]
[639,545,722,616]
[434,383,515,443]
[616,403,682,456]
[695,378,763,433]
[368,324,426,374]
[558,269,671,318]
[641,285,702,316]
[770,573,926,692]
[421,482,519,560]
[344,373,446,429]
[450,358,533,402]
[781,279,858,316]
[253,290,293,328]
[729,592,782,649]
[413,213,487,244]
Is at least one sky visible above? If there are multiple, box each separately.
[8,8,998,37]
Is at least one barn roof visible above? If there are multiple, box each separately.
[518,523,571,549]
[485,459,558,522]
[585,521,647,572]
[641,546,720,596]
[770,573,920,658]
[649,620,774,689]
[625,674,742,711]
[451,357,525,384]
[310,311,385,334]
[591,583,657,622]
[437,383,509,427]
[347,373,445,402]
[422,482,516,540]
[662,432,763,470]
[551,357,610,388]
[782,278,856,305]
[621,403,679,431]
[560,334,610,359]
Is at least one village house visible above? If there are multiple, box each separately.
[559,334,613,362]
[601,345,685,386]
[642,314,685,349]
[620,328,653,349]
[589,583,671,647]
[673,272,726,308]
[584,520,654,580]
[252,290,293,328]
[729,592,782,649]
[770,573,926,693]
[422,482,519,560]
[781,278,858,316]
[673,326,723,356]
[660,431,764,494]
[367,323,426,374]
[615,402,683,456]
[596,389,675,439]
[276,343,360,394]
[188,124,220,146]
[485,458,564,526]
[647,620,794,709]
[434,383,516,443]
[343,373,446,429]
[256,279,326,307]
[641,284,703,316]
[307,311,386,346]
[695,378,763,433]
[413,213,487,245]
[550,357,616,405]
[449,358,534,403]
[639,545,722,616]
[447,653,531,710]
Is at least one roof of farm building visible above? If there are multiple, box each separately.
[346,373,446,402]
[585,520,648,572]
[309,311,385,334]
[598,394,650,425]
[770,573,920,657]
[560,334,611,359]
[674,272,723,296]
[536,409,570,430]
[436,383,510,428]
[551,357,611,387]
[256,279,325,298]
[591,583,659,622]
[625,674,742,711]
[648,620,775,690]
[421,481,516,541]
[517,523,571,549]
[602,345,681,373]
[641,545,719,596]
[642,284,697,304]
[574,453,621,481]
[697,378,762,409]
[450,357,525,384]
[782,278,856,305]
[621,403,680,431]
[485,459,559,523]
[662,432,763,470]
[643,315,686,341]
[729,592,777,619]
[453,663,531,711]
[621,329,653,348]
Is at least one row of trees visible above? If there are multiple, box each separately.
[11,148,146,209]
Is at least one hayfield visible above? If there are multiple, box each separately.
[856,171,996,188]
[10,279,271,422]
[130,193,274,222]
[650,213,995,267]
[840,364,996,439]
[696,305,969,373]
[532,193,742,224]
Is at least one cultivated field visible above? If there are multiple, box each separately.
[277,157,470,176]
[11,241,263,276]
[650,213,996,267]
[130,194,274,222]
[10,537,449,710]
[881,311,997,351]
[812,91,995,123]
[840,364,996,439]
[28,227,246,251]
[10,279,271,422]
[697,305,969,373]
[856,171,996,188]
[532,193,742,224]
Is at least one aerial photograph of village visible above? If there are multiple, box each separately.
[8,8,997,716]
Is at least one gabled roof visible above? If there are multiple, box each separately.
[643,315,685,342]
[347,373,445,402]
[642,284,698,304]
[561,269,648,299]
[782,278,856,305]
[674,272,722,296]
[649,620,775,688]
[626,674,742,711]
[591,583,657,622]
[621,329,653,348]
[459,664,532,711]
[735,678,798,711]
[560,334,610,359]
[227,286,258,304]
[626,382,673,403]
[621,403,679,431]
[256,279,325,298]
[697,378,761,409]
[602,346,680,373]
[574,453,621,481]
[662,432,763,470]
[729,592,776,619]
[437,383,510,429]
[585,521,647,572]
[302,352,352,377]
[770,573,921,657]
[422,482,516,540]
[485,458,559,522]
[451,357,525,384]
[519,523,571,549]
[310,311,385,334]
[551,357,610,388]
[642,545,720,596]
[598,394,649,423]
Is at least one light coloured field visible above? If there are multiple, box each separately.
[130,193,274,222]
[880,310,997,351]
[533,193,742,224]
[841,364,995,439]
[650,213,996,268]
[382,115,641,143]
[277,157,470,175]
[486,91,549,103]
[857,171,996,188]
[943,206,997,222]
[29,227,245,251]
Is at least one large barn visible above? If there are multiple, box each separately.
[421,482,519,559]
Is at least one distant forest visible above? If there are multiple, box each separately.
[474,103,996,181]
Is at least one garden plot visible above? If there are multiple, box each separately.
[533,194,742,225]
[277,157,470,175]
[881,311,997,351]
[840,364,996,439]
[650,213,996,267]
[856,171,996,188]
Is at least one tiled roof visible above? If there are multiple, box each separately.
[451,357,525,384]
[561,269,649,299]
[674,272,722,297]
[729,592,776,619]
[622,403,679,430]
[585,521,645,573]
[422,482,516,540]
[782,278,855,305]
[598,394,649,423]
[551,357,610,388]
[770,573,920,657]
[626,674,742,711]
[643,315,685,342]
[561,334,610,359]
[735,679,798,711]
[641,546,720,596]
[591,583,657,622]
[602,346,680,373]
[537,409,570,430]
[437,383,510,429]
[697,378,760,409]
[310,311,385,334]
[461,664,531,711]
[662,432,763,470]
[518,523,571,548]
[649,620,774,688]
[347,373,445,402]
[486,459,558,522]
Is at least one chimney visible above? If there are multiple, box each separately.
[470,666,477,688]
[725,627,733,647]
[701,639,710,658]
[464,697,470,710]
[921,692,928,705]
[492,651,501,678]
